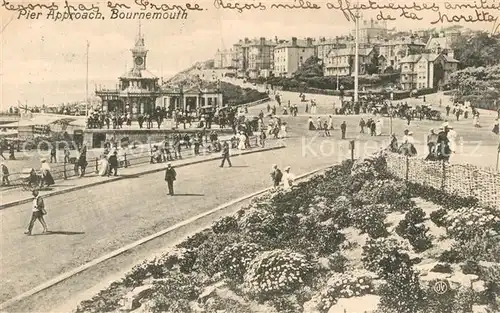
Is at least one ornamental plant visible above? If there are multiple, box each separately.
[361,238,411,277]
[444,206,500,241]
[194,232,244,276]
[430,208,448,228]
[378,265,426,313]
[316,273,375,312]
[349,204,389,238]
[243,250,315,300]
[395,207,433,252]
[147,272,201,313]
[212,215,238,234]
[296,216,346,256]
[406,182,479,210]
[355,179,412,209]
[213,242,262,282]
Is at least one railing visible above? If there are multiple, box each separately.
[0,135,263,189]
[385,152,500,208]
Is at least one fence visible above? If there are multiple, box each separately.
[1,135,263,188]
[385,152,500,208]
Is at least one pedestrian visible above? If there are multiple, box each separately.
[282,166,295,191]
[164,163,177,196]
[1,162,9,186]
[108,150,118,176]
[426,129,438,158]
[64,146,71,164]
[220,141,232,167]
[341,121,347,139]
[25,189,48,235]
[0,142,6,160]
[359,118,366,133]
[493,119,499,135]
[259,130,266,148]
[40,159,55,187]
[323,121,330,137]
[50,144,57,163]
[270,164,283,187]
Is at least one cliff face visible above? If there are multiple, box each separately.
[166,60,215,85]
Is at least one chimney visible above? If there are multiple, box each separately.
[292,37,297,46]
[245,37,249,43]
[275,36,278,43]
[307,37,313,46]
[260,37,265,45]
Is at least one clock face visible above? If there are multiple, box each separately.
[135,57,144,66]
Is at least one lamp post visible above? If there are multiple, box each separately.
[86,41,90,118]
[354,7,360,104]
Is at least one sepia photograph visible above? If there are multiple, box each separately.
[1,0,500,312]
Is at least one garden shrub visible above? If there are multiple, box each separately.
[361,238,411,278]
[378,265,426,313]
[76,281,125,313]
[350,204,389,239]
[406,183,479,210]
[328,252,349,273]
[316,273,375,312]
[202,296,253,313]
[323,196,352,228]
[451,236,500,263]
[212,216,238,234]
[213,242,262,282]
[355,179,412,210]
[265,295,302,313]
[482,265,500,311]
[395,207,433,252]
[177,230,211,250]
[243,250,315,300]
[424,279,457,313]
[296,216,346,256]
[430,208,448,228]
[438,249,465,263]
[194,233,245,276]
[444,207,500,241]
[147,272,201,313]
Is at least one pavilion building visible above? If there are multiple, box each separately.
[96,27,223,117]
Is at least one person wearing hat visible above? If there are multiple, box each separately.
[164,163,177,196]
[1,162,9,186]
[107,150,119,176]
[426,129,439,160]
[220,141,232,168]
[447,126,458,157]
[25,189,48,235]
[283,166,295,191]
[270,164,283,187]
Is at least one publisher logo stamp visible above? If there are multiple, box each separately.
[433,281,448,295]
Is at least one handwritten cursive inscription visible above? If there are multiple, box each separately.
[271,0,321,9]
[213,0,266,12]
[2,0,59,12]
[431,9,499,25]
[107,1,131,9]
[133,0,203,11]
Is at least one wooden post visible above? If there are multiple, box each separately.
[349,140,355,161]
[405,155,409,182]
[124,152,128,168]
[441,159,446,191]
[95,157,99,173]
[63,159,67,180]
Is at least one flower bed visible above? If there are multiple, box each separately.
[76,152,500,313]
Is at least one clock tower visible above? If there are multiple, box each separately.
[131,22,148,71]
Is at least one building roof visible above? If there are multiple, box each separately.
[328,47,374,57]
[275,39,314,49]
[400,53,459,64]
[426,36,454,50]
[240,38,277,47]
[120,68,158,80]
[379,38,426,47]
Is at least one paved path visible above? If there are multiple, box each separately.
[230,78,500,170]
[0,135,338,305]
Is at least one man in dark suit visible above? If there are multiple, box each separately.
[220,141,232,167]
[164,163,177,195]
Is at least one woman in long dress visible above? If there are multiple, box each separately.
[375,119,383,136]
[98,154,109,176]
[279,123,288,139]
[237,132,246,150]
[40,159,55,187]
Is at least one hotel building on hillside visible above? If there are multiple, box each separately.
[323,46,376,76]
[274,38,315,78]
[399,46,459,90]
[232,37,276,78]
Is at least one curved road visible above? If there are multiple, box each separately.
[0,135,343,305]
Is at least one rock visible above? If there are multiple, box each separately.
[327,295,380,313]
[122,285,154,311]
[448,273,478,289]
[198,281,226,303]
[472,280,486,293]
[472,305,488,313]
[431,262,453,274]
[318,257,331,270]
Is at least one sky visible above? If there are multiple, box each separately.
[0,0,496,109]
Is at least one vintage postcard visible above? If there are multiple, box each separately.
[1,0,499,312]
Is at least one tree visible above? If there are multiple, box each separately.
[433,62,445,89]
[294,56,323,79]
[451,31,500,69]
